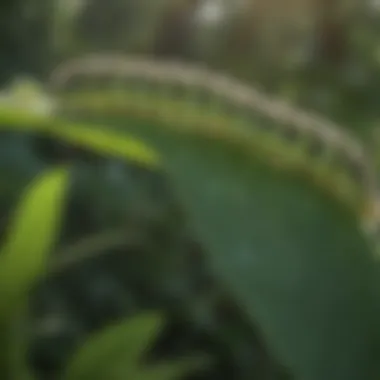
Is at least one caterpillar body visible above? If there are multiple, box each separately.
[50,54,379,234]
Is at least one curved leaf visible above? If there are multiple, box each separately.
[62,313,162,380]
[0,108,160,169]
[0,166,69,380]
[59,113,379,380]
[63,312,206,380]
[0,166,69,317]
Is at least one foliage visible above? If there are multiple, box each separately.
[62,313,206,380]
[0,167,68,380]
[3,0,380,137]
[0,0,53,85]
[1,2,380,380]
[0,61,379,380]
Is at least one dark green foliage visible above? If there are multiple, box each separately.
[0,0,53,85]
[2,3,380,377]
[74,0,137,52]
[0,129,288,380]
[64,111,377,379]
[0,132,48,242]
[29,283,88,379]
[1,100,376,379]
[0,132,47,200]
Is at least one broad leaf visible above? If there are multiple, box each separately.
[63,114,379,380]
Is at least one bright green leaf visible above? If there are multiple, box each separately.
[71,114,379,380]
[0,166,69,317]
[0,166,69,380]
[0,109,160,169]
[62,313,164,380]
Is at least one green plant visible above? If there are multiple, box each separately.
[0,166,68,379]
[0,56,379,380]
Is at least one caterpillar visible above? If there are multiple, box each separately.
[49,53,380,235]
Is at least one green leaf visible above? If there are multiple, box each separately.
[72,115,379,380]
[155,135,378,380]
[62,313,164,380]
[0,166,69,380]
[0,166,69,317]
[121,358,207,380]
[0,108,160,169]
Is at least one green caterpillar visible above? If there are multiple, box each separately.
[50,54,379,234]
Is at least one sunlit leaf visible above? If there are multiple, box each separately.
[62,313,164,380]
[0,167,69,380]
[0,109,160,168]
[69,114,380,380]
[0,166,69,317]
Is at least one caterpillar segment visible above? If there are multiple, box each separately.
[50,54,379,235]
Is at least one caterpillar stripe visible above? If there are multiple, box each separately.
[50,54,379,233]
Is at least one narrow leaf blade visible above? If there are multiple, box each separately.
[62,313,164,380]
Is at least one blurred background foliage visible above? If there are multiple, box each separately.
[2,0,380,139]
